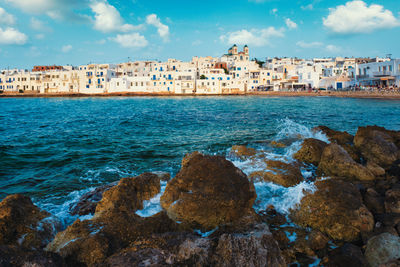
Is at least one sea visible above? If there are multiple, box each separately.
[1,96,400,226]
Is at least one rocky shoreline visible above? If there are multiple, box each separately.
[1,125,400,266]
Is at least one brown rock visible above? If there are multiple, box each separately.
[379,259,400,267]
[270,141,287,148]
[0,194,60,249]
[0,245,68,267]
[367,162,387,177]
[290,179,374,242]
[385,187,400,213]
[314,125,354,145]
[354,126,400,169]
[229,145,257,159]
[95,172,161,215]
[308,230,330,251]
[160,152,256,230]
[318,143,375,181]
[364,188,385,215]
[249,160,303,187]
[46,173,177,266]
[212,223,286,267]
[70,181,118,216]
[323,243,368,267]
[294,138,328,166]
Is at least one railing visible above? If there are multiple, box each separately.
[373,71,392,77]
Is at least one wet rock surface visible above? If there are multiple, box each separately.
[229,145,257,159]
[0,194,60,250]
[250,160,304,187]
[290,179,374,242]
[161,152,257,230]
[318,143,375,181]
[294,138,328,166]
[365,232,400,267]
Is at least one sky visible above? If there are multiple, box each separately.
[0,0,399,69]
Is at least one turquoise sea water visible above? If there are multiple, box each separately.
[1,96,400,224]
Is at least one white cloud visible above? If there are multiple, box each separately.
[30,18,52,32]
[4,0,90,22]
[220,27,284,47]
[271,8,278,15]
[62,44,72,53]
[192,40,202,46]
[35,33,45,39]
[146,14,170,42]
[326,44,341,53]
[0,7,16,25]
[110,32,148,48]
[90,1,139,33]
[296,41,323,48]
[285,18,298,30]
[301,4,313,10]
[0,27,27,45]
[323,0,400,34]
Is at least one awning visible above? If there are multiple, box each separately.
[380,77,395,81]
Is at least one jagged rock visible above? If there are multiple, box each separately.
[229,145,257,159]
[212,223,286,267]
[313,125,353,145]
[95,172,161,215]
[70,181,118,216]
[161,152,256,230]
[290,179,374,242]
[318,143,375,181]
[367,162,386,177]
[354,126,400,169]
[365,232,400,267]
[379,259,400,267]
[270,141,286,148]
[385,187,400,214]
[294,138,328,166]
[364,188,385,215]
[152,171,171,182]
[0,245,68,267]
[249,160,303,187]
[308,230,330,251]
[46,173,176,266]
[323,243,368,267]
[0,194,60,249]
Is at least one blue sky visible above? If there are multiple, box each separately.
[0,0,399,69]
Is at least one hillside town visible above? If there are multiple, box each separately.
[0,45,399,95]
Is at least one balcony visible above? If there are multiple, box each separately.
[373,71,393,77]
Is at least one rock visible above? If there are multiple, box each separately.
[46,173,177,266]
[385,187,400,213]
[290,179,374,242]
[313,125,353,145]
[229,145,257,159]
[70,181,118,216]
[212,223,286,267]
[152,171,171,182]
[0,245,68,267]
[365,232,400,267]
[160,152,256,230]
[0,194,60,249]
[249,160,303,187]
[367,162,387,177]
[95,172,161,215]
[323,243,368,267]
[294,138,328,166]
[308,230,330,251]
[379,259,400,267]
[364,188,385,215]
[270,141,286,148]
[354,126,400,169]
[318,143,375,181]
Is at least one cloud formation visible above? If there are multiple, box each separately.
[62,44,72,53]
[146,14,170,42]
[110,32,148,48]
[285,18,298,29]
[90,1,138,33]
[0,27,27,45]
[323,0,400,34]
[220,27,284,47]
[0,7,16,25]
[296,41,323,48]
